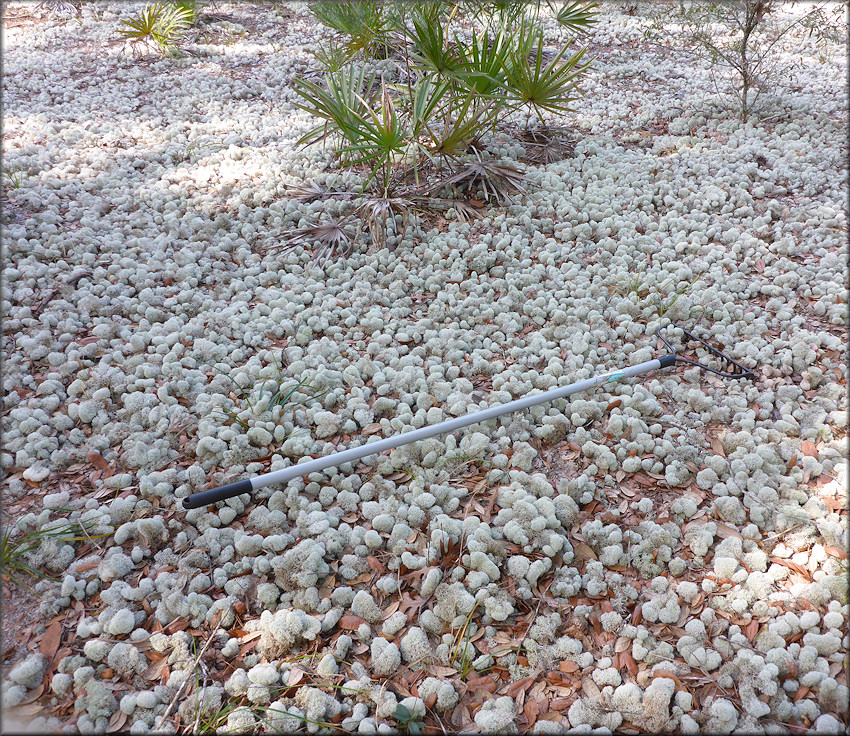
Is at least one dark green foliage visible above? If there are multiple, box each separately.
[392,703,424,735]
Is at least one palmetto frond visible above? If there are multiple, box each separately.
[117,1,193,55]
[504,27,590,124]
[452,27,511,98]
[288,179,355,203]
[310,0,391,58]
[517,126,577,164]
[268,218,357,267]
[35,0,82,17]
[352,196,416,247]
[405,5,462,78]
[338,78,409,193]
[434,150,526,204]
[292,66,375,149]
[555,1,599,36]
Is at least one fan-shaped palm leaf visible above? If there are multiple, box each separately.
[292,66,375,148]
[504,28,590,124]
[353,196,416,246]
[269,218,357,266]
[310,0,390,58]
[555,1,599,36]
[117,1,193,55]
[433,150,526,204]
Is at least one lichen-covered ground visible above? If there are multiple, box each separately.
[1,2,847,734]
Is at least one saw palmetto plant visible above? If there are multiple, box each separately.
[35,0,82,17]
[556,0,600,35]
[288,179,356,204]
[338,78,409,195]
[309,0,392,59]
[517,126,577,164]
[117,1,194,56]
[292,66,376,149]
[404,5,463,80]
[286,0,598,249]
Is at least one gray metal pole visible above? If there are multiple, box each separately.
[182,355,674,509]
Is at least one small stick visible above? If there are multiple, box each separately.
[157,629,217,730]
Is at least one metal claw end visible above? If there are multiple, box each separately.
[658,323,756,380]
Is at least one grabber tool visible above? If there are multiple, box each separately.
[182,322,754,509]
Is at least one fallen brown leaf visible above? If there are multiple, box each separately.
[621,650,638,677]
[382,600,401,619]
[39,621,62,660]
[771,558,812,579]
[523,697,540,727]
[614,636,631,654]
[506,676,536,698]
[106,710,128,733]
[338,614,368,630]
[86,451,110,470]
[653,670,685,692]
[581,676,601,699]
[144,657,169,681]
[429,665,458,677]
[288,667,306,687]
[801,441,818,458]
[8,703,44,717]
[710,437,726,457]
[16,684,45,705]
[366,556,384,572]
[572,542,598,563]
[714,522,744,540]
[465,675,499,693]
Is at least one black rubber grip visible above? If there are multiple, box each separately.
[658,354,676,369]
[182,479,253,510]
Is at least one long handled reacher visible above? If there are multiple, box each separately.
[182,323,754,510]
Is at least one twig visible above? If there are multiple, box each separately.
[32,269,92,316]
[515,580,553,655]
[157,629,217,730]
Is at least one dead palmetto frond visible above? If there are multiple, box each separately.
[288,179,355,204]
[36,0,82,17]
[267,217,357,267]
[449,199,485,223]
[352,196,415,247]
[517,126,576,164]
[432,149,526,204]
[421,196,485,224]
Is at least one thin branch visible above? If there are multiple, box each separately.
[157,629,218,730]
